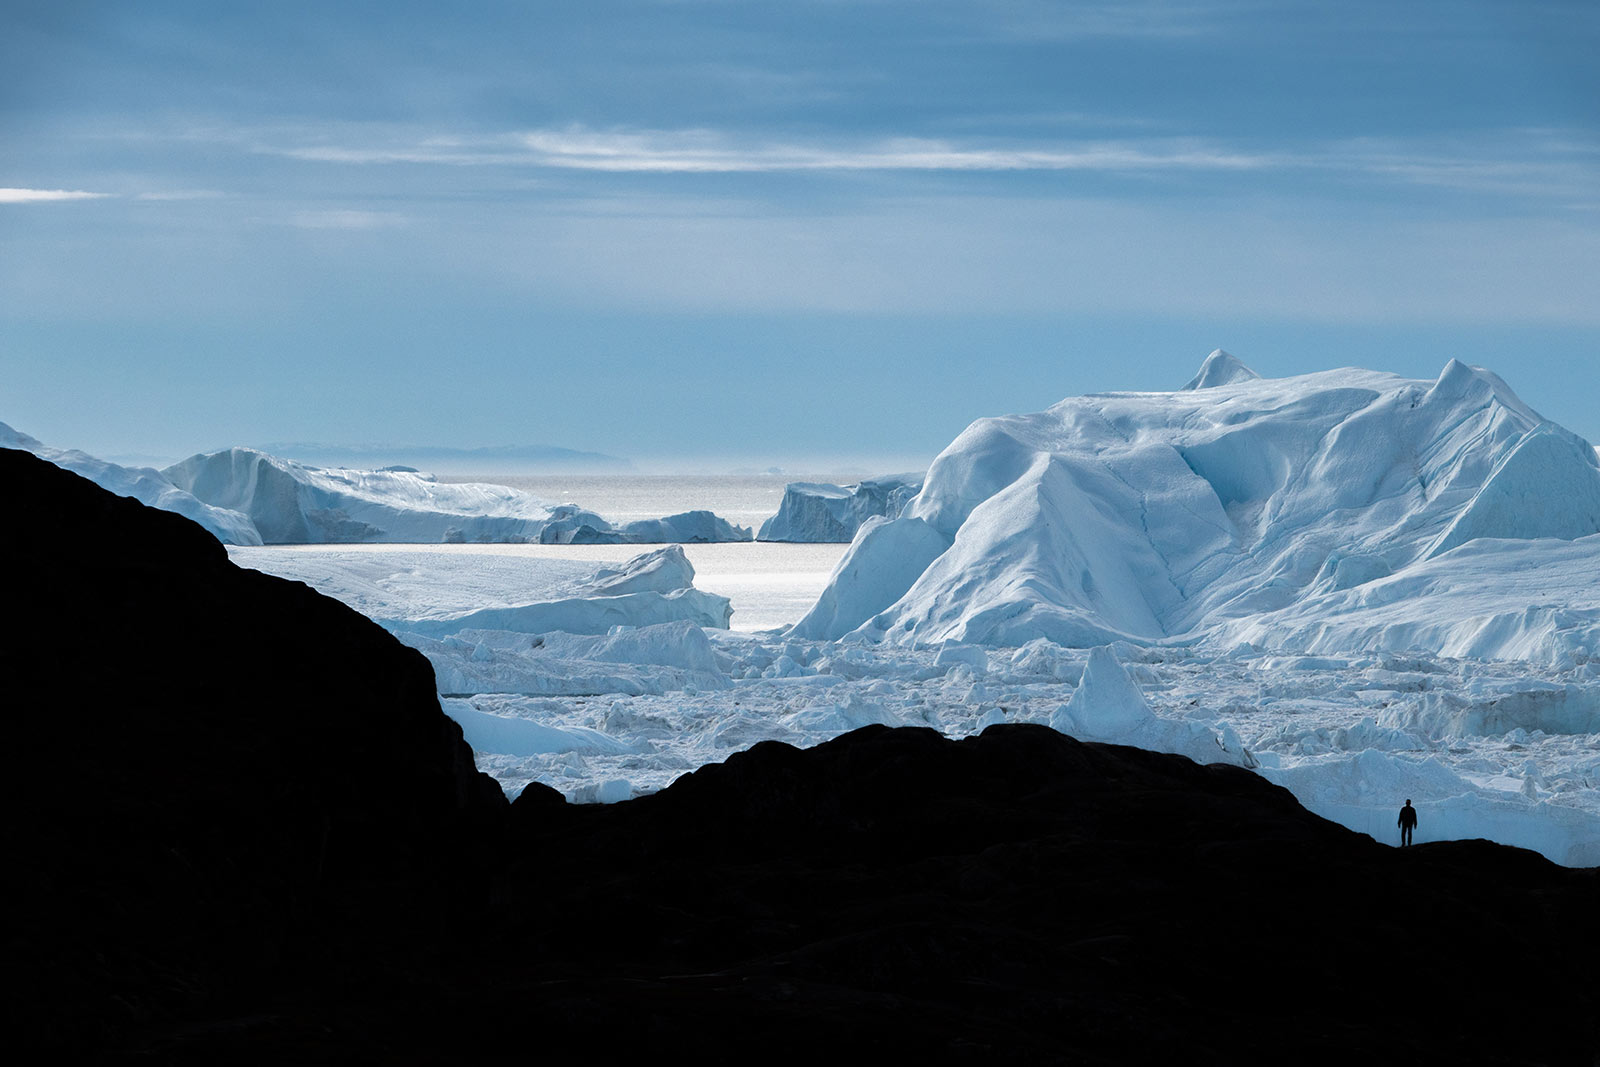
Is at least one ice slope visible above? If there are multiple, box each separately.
[757,474,924,542]
[793,352,1600,664]
[1,423,261,544]
[164,447,752,544]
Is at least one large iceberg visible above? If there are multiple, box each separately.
[168,447,754,544]
[792,352,1600,666]
[164,446,588,543]
[757,474,924,542]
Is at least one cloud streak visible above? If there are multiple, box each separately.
[266,126,1273,173]
[249,124,1599,205]
[0,187,111,204]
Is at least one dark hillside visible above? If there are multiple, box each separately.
[4,447,1595,1064]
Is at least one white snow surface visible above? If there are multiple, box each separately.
[757,474,924,542]
[792,353,1600,669]
[2,422,262,545]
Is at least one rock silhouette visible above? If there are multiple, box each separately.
[5,446,1597,1064]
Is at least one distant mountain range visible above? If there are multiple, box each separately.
[251,442,633,474]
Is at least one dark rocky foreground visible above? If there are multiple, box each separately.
[5,447,1597,1065]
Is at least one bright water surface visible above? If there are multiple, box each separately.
[441,471,867,531]
[415,473,862,630]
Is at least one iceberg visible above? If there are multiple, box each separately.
[164,446,613,543]
[165,447,752,545]
[795,351,1600,664]
[757,474,923,542]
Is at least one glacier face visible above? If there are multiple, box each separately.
[794,353,1600,666]
[757,474,923,542]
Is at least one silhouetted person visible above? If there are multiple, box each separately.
[1398,799,1417,847]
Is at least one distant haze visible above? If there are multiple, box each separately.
[253,442,634,476]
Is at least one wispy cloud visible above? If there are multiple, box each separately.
[515,129,1269,173]
[264,126,1271,174]
[0,187,112,204]
[247,124,1599,205]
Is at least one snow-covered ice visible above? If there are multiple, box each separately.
[795,353,1600,665]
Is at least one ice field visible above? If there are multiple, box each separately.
[233,540,1600,864]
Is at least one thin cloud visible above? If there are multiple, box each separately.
[0,187,112,204]
[263,126,1271,174]
[516,129,1269,173]
[237,123,1599,209]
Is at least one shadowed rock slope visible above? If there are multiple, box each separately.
[1,448,505,1056]
[5,447,1596,1064]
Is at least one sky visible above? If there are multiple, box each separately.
[3,0,1597,470]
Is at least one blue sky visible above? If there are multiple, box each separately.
[4,0,1597,469]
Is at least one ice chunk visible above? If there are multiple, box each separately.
[1050,646,1254,767]
[758,474,923,542]
[1181,348,1261,390]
